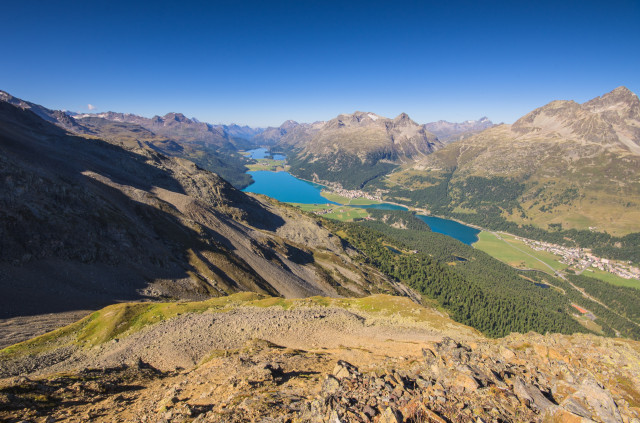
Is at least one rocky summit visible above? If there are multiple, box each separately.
[279,111,441,189]
[0,294,639,422]
[289,111,440,163]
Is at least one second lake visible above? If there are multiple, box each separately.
[242,170,480,245]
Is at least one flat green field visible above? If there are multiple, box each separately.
[580,268,640,289]
[246,159,288,171]
[291,203,368,222]
[320,191,383,206]
[474,231,567,273]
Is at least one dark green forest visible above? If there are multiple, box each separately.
[322,210,588,338]
[287,153,397,190]
[525,272,640,340]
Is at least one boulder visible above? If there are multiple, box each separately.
[378,407,402,423]
[513,378,555,413]
[332,360,359,380]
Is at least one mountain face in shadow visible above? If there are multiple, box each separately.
[0,96,399,322]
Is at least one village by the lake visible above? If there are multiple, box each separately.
[518,237,640,280]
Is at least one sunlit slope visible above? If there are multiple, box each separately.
[384,87,640,235]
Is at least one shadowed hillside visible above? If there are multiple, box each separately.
[0,99,402,345]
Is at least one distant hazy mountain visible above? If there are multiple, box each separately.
[75,111,238,149]
[221,123,264,142]
[385,87,640,237]
[281,111,441,189]
[424,117,494,143]
[251,120,300,145]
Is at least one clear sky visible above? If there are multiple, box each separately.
[2,0,638,127]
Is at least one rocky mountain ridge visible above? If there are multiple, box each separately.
[278,111,442,189]
[384,86,640,235]
[74,111,236,149]
[0,91,258,187]
[73,112,266,145]
[286,111,441,160]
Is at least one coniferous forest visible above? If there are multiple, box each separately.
[322,211,590,338]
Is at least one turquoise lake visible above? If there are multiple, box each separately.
[416,215,480,245]
[243,171,339,204]
[242,159,480,245]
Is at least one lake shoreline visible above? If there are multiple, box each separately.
[242,148,483,245]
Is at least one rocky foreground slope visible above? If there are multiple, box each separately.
[1,294,639,422]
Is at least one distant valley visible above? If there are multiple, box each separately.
[2,88,638,342]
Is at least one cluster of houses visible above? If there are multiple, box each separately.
[517,237,640,280]
[312,208,334,216]
[321,187,381,201]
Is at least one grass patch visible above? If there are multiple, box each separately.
[452,206,477,214]
[323,207,368,221]
[574,315,604,334]
[474,231,566,273]
[320,191,383,206]
[581,268,640,289]
[289,203,369,222]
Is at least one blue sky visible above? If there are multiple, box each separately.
[2,0,638,127]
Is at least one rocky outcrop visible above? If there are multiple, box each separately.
[1,297,638,422]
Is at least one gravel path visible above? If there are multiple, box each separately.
[1,304,476,378]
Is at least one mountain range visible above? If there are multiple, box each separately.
[277,112,442,189]
[2,88,640,422]
[381,87,640,237]
[424,116,495,142]
[4,86,639,239]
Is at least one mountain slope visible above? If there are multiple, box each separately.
[0,92,256,187]
[74,111,236,149]
[382,87,640,237]
[251,120,300,145]
[0,98,403,344]
[282,111,441,189]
